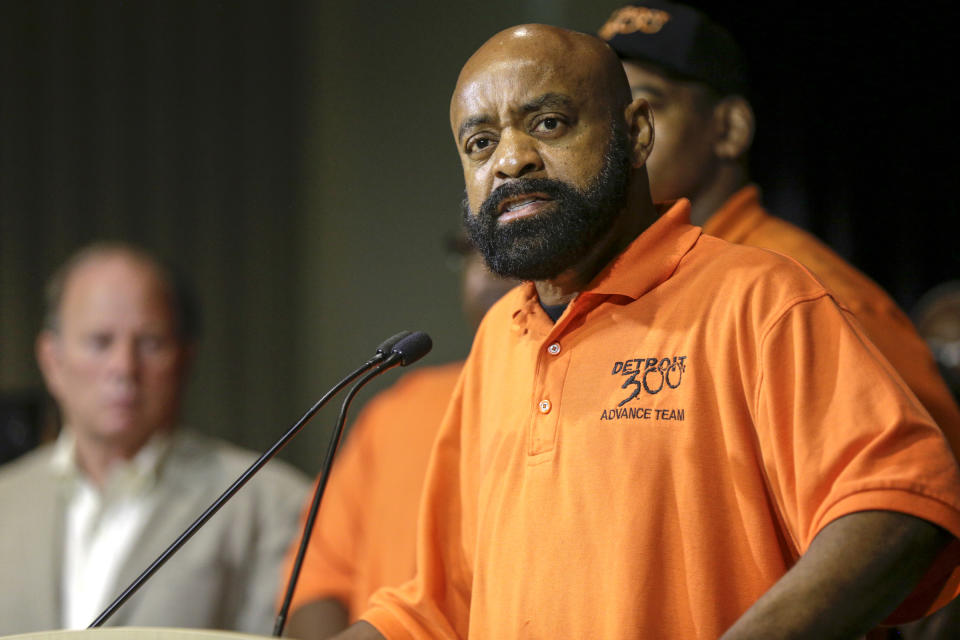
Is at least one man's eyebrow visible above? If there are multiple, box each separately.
[521,92,575,113]
[457,115,495,144]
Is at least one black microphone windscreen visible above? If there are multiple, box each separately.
[392,331,432,366]
[376,330,413,356]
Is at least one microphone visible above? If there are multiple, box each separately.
[387,330,432,366]
[273,331,432,636]
[89,331,431,629]
[376,330,413,356]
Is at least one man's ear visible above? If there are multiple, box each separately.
[625,97,654,168]
[36,330,63,400]
[713,96,754,160]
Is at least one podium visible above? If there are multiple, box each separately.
[1,630,272,640]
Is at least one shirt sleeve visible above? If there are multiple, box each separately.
[753,292,960,622]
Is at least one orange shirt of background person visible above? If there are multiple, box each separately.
[283,362,461,619]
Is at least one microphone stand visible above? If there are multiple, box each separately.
[272,356,405,636]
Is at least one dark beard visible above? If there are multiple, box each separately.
[461,124,632,281]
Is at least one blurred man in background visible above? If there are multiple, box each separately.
[599,4,960,635]
[0,242,309,634]
[283,240,517,639]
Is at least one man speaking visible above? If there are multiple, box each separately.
[333,25,960,638]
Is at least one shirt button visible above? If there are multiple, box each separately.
[538,399,551,414]
[547,342,561,355]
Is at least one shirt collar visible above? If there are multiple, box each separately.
[507,199,699,332]
[700,185,768,244]
[579,199,698,300]
[51,428,172,497]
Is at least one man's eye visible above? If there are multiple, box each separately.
[86,334,112,351]
[467,135,496,154]
[533,116,565,134]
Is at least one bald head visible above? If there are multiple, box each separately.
[449,24,657,296]
[452,24,632,135]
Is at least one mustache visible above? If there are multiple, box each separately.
[477,178,576,220]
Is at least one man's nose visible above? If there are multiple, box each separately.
[107,338,139,377]
[492,129,544,181]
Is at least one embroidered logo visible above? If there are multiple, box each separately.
[612,355,687,406]
[598,6,672,40]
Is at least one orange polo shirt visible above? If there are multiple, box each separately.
[362,200,960,639]
[704,186,960,458]
[283,362,463,619]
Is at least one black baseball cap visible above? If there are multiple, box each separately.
[599,1,749,96]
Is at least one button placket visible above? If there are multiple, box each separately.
[529,336,571,457]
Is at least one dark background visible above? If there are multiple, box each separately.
[714,1,959,304]
[1,0,956,472]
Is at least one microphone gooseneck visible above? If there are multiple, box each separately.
[273,331,433,636]
[89,331,428,629]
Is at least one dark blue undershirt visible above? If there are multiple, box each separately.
[539,300,568,323]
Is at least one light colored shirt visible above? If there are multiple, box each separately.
[51,429,170,629]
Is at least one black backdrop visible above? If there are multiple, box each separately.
[703,0,959,308]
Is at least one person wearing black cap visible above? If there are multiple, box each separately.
[600,3,960,637]
[599,1,752,228]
